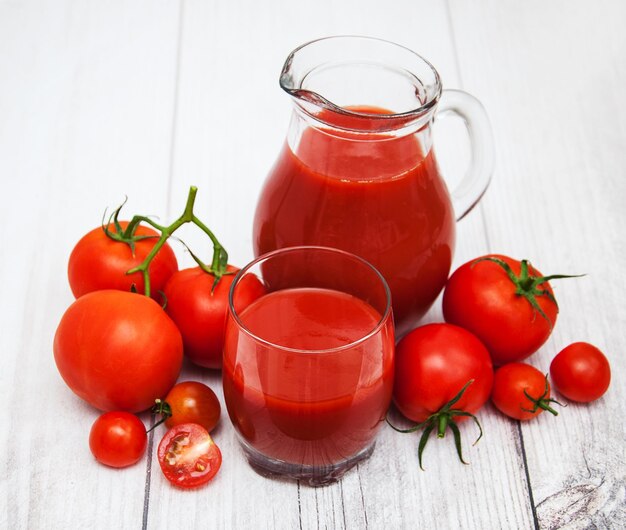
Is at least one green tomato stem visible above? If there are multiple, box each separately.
[124,186,228,298]
[147,398,173,433]
[386,379,483,470]
[521,375,564,417]
[471,256,584,330]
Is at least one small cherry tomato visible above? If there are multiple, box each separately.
[89,411,147,468]
[163,382,221,432]
[164,266,265,368]
[491,363,560,420]
[550,342,611,402]
[68,221,178,299]
[157,423,222,488]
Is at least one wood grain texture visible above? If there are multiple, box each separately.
[0,1,180,528]
[449,1,626,528]
[1,0,624,529]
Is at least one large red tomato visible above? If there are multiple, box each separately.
[54,290,183,412]
[391,323,493,468]
[393,323,494,423]
[163,266,265,369]
[68,221,178,299]
[443,254,565,365]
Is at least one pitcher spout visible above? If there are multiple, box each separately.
[279,35,442,133]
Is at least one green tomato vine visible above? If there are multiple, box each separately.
[102,186,230,298]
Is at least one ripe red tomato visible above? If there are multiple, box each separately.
[157,423,222,488]
[391,323,493,468]
[491,363,559,420]
[393,323,494,423]
[163,381,221,432]
[550,342,611,402]
[89,411,147,468]
[443,255,563,366]
[163,266,265,368]
[54,290,183,412]
[68,221,178,299]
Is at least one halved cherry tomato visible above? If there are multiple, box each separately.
[163,382,221,433]
[89,411,147,468]
[157,423,222,488]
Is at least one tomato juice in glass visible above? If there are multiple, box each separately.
[253,37,493,336]
[223,246,394,485]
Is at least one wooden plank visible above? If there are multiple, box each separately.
[0,1,180,528]
[448,0,626,527]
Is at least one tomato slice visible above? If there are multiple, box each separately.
[157,423,222,488]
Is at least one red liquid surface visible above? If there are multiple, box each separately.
[253,108,455,335]
[223,287,394,466]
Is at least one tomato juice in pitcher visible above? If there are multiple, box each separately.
[253,37,493,336]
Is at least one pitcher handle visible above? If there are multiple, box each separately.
[436,89,495,221]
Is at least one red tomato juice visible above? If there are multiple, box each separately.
[223,287,394,466]
[253,107,455,336]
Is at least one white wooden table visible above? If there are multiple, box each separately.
[2,1,625,529]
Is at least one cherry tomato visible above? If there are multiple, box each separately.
[157,423,222,488]
[54,290,183,412]
[491,363,559,420]
[163,382,221,432]
[163,266,265,368]
[68,221,178,299]
[89,411,147,468]
[550,342,611,402]
[393,323,494,423]
[443,255,568,365]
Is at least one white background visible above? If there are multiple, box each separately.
[1,1,624,529]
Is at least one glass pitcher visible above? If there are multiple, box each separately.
[253,36,494,336]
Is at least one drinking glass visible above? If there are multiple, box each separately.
[223,246,394,485]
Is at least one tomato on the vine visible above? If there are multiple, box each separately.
[158,423,222,488]
[54,290,183,412]
[164,266,265,369]
[443,255,577,365]
[159,381,221,433]
[491,363,560,420]
[550,342,611,402]
[89,411,147,468]
[390,323,493,468]
[68,221,178,299]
